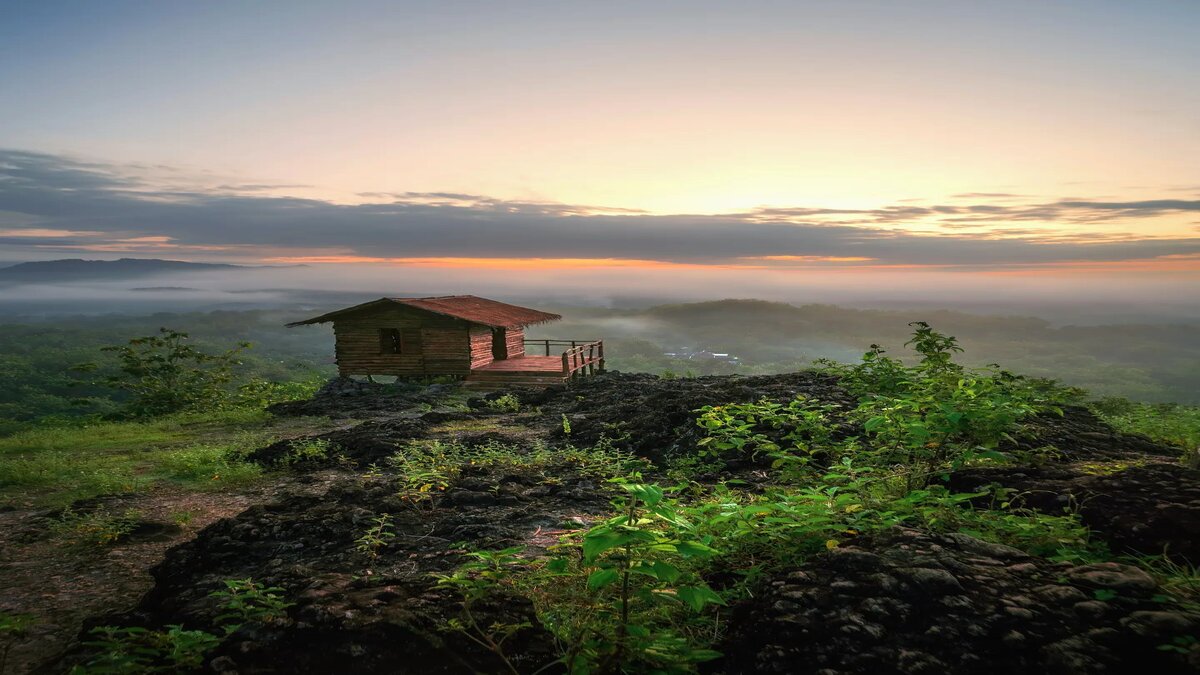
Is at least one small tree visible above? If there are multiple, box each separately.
[77,328,250,417]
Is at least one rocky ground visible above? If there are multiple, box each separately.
[18,373,1200,673]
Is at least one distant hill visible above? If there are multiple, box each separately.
[0,258,248,284]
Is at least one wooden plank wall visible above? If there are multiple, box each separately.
[468,326,494,369]
[332,306,472,376]
[506,328,525,358]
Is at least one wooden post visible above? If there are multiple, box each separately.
[544,339,550,356]
[562,352,569,374]
[598,340,605,372]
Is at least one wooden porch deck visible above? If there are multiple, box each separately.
[465,355,571,388]
[465,341,604,388]
[472,355,565,373]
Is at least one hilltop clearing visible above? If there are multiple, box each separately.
[4,325,1199,674]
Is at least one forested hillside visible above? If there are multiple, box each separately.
[2,300,1198,430]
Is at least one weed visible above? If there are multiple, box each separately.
[208,578,293,633]
[278,437,333,466]
[541,481,724,673]
[51,507,141,547]
[159,443,263,486]
[356,513,395,562]
[433,547,531,675]
[436,480,724,674]
[485,394,522,413]
[169,510,195,528]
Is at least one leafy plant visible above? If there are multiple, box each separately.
[535,481,724,674]
[278,437,333,466]
[434,547,532,675]
[815,322,1072,489]
[70,625,220,674]
[695,396,837,462]
[356,513,396,562]
[208,578,293,633]
[485,394,522,413]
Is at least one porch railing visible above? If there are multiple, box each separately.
[524,339,605,377]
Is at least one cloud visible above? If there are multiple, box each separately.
[1,149,1198,270]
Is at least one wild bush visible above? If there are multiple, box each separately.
[436,480,724,674]
[74,328,250,418]
[484,393,522,413]
[277,437,334,466]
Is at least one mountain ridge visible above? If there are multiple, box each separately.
[0,258,299,284]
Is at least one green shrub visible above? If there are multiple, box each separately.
[278,438,333,466]
[484,394,521,413]
[74,328,250,418]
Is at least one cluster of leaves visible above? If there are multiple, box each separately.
[684,459,1100,572]
[72,329,249,418]
[820,322,1076,487]
[277,437,335,466]
[695,322,1076,490]
[71,579,292,674]
[695,396,837,461]
[484,393,522,413]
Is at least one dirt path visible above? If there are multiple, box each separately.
[0,474,339,675]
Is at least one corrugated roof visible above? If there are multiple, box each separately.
[287,295,561,329]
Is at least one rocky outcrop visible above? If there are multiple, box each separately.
[714,528,1200,674]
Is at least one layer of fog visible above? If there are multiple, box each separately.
[0,263,1197,326]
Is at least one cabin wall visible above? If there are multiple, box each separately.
[468,326,493,369]
[332,306,472,376]
[506,328,525,358]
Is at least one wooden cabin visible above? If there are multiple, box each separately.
[288,295,604,387]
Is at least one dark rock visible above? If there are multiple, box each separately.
[948,462,1200,561]
[711,529,1199,674]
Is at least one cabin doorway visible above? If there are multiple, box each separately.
[491,327,508,361]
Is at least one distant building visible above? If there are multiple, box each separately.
[663,348,740,363]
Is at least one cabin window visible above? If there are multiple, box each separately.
[379,328,403,354]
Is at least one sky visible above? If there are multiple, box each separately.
[1,0,1198,301]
